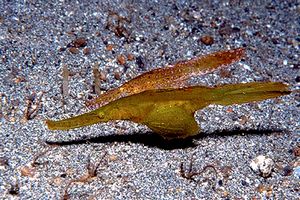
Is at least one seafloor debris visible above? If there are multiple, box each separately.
[179,154,219,191]
[200,35,214,45]
[105,11,131,41]
[24,91,44,120]
[250,155,275,178]
[62,65,70,98]
[92,63,103,96]
[62,152,107,199]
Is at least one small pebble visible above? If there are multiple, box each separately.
[200,35,214,45]
[218,179,223,186]
[83,47,91,55]
[226,107,233,113]
[220,68,232,78]
[127,53,135,61]
[99,71,107,82]
[106,44,114,51]
[136,56,145,69]
[241,63,252,71]
[256,184,273,197]
[293,166,300,179]
[239,115,248,125]
[218,23,240,36]
[20,165,36,177]
[282,165,293,176]
[0,157,9,168]
[68,47,79,54]
[109,154,118,161]
[114,71,121,80]
[117,54,126,65]
[72,37,87,48]
[293,146,300,157]
[250,155,274,178]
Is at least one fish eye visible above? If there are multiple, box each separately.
[98,112,105,119]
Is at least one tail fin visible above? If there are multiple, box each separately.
[212,82,290,106]
[46,110,103,130]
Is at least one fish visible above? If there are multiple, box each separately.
[46,82,290,139]
[86,48,245,108]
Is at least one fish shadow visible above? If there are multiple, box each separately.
[45,128,285,150]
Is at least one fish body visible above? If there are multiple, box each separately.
[86,48,245,108]
[46,82,290,139]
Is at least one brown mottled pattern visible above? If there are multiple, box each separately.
[86,48,245,109]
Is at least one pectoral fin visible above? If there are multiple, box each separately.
[142,104,200,139]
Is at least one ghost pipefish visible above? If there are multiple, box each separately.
[86,48,245,108]
[46,82,290,140]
